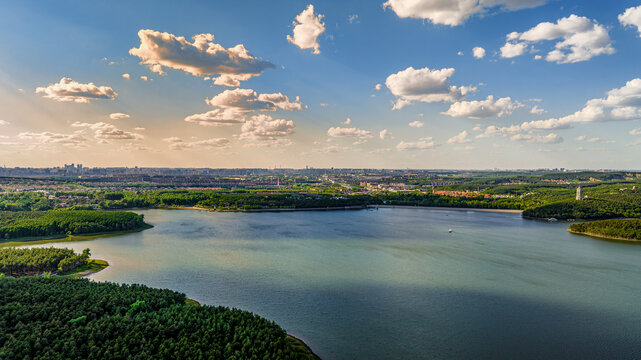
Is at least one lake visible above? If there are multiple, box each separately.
[29,208,641,359]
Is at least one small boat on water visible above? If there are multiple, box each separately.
[448,229,453,233]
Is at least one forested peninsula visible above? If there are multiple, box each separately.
[569,219,641,242]
[0,210,149,241]
[0,277,318,359]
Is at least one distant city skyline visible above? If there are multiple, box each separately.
[1,1,640,169]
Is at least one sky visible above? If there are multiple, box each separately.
[0,0,640,169]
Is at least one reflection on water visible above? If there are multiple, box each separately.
[28,208,641,359]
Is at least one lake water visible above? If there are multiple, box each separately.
[29,208,641,359]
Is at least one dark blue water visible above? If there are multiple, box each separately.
[30,208,641,359]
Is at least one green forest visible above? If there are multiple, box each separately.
[569,219,641,241]
[0,277,316,359]
[0,247,90,276]
[0,210,148,240]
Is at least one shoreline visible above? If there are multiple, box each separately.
[567,229,641,244]
[0,223,153,247]
[126,204,523,214]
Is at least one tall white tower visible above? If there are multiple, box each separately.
[576,186,582,201]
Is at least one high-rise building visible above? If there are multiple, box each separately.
[576,186,582,201]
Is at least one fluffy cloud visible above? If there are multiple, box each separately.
[447,130,472,144]
[122,73,130,79]
[501,15,615,63]
[129,30,274,87]
[18,131,86,146]
[327,126,373,139]
[530,105,547,115]
[164,137,230,151]
[385,67,475,109]
[442,96,523,118]
[184,108,246,126]
[342,117,352,125]
[408,120,424,128]
[383,0,548,26]
[630,128,641,135]
[510,133,563,144]
[71,122,144,141]
[35,78,117,103]
[109,113,131,120]
[396,137,437,151]
[287,5,326,54]
[205,88,303,112]
[380,129,392,139]
[375,84,382,91]
[619,5,641,37]
[240,114,295,142]
[520,78,641,131]
[472,46,486,59]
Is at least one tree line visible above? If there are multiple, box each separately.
[569,219,641,240]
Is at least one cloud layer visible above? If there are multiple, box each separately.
[443,96,523,118]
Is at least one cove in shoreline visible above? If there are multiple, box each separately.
[567,229,641,244]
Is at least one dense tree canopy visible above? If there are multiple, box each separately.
[570,219,641,240]
[0,277,316,359]
[0,210,147,240]
[0,247,89,276]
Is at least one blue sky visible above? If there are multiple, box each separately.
[0,0,640,169]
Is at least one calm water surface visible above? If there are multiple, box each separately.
[30,208,641,359]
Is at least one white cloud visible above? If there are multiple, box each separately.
[35,77,117,103]
[205,88,303,112]
[122,73,130,79]
[133,127,146,131]
[447,130,472,144]
[386,67,475,109]
[374,83,382,91]
[442,95,523,118]
[409,120,424,128]
[17,88,25,94]
[129,29,274,86]
[457,51,464,56]
[472,46,486,59]
[576,135,586,141]
[476,124,521,138]
[619,5,641,37]
[327,126,373,139]
[530,105,546,115]
[510,133,563,144]
[164,137,230,150]
[396,137,437,151]
[348,14,360,24]
[380,129,392,140]
[184,108,246,126]
[140,76,148,81]
[71,122,144,141]
[287,5,326,55]
[109,113,131,120]
[630,128,641,135]
[342,117,352,125]
[520,78,641,131]
[240,114,295,143]
[586,137,615,144]
[382,0,548,26]
[501,15,615,63]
